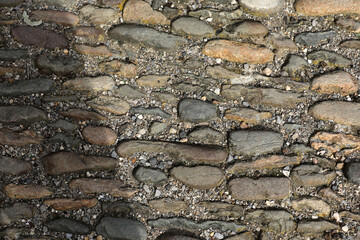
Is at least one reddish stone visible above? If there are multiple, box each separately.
[4,184,53,199]
[0,128,43,146]
[31,10,79,26]
[82,126,117,146]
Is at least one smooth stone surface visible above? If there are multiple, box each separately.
[103,201,151,217]
[96,217,147,240]
[0,128,43,146]
[229,177,291,200]
[224,108,272,125]
[41,152,117,175]
[74,44,121,57]
[36,54,83,76]
[149,199,187,214]
[115,85,145,99]
[344,162,360,184]
[291,165,336,187]
[137,75,169,87]
[0,50,27,61]
[295,31,336,47]
[33,0,78,9]
[0,0,25,7]
[178,99,218,123]
[63,76,115,92]
[134,166,167,185]
[172,17,215,39]
[100,61,138,78]
[149,122,169,134]
[4,184,53,199]
[82,126,117,146]
[198,202,244,218]
[340,40,360,49]
[87,96,130,115]
[295,0,360,16]
[0,203,33,225]
[0,156,31,175]
[308,50,351,68]
[0,106,47,125]
[44,198,98,210]
[0,78,54,96]
[50,119,78,132]
[311,71,358,95]
[297,220,339,236]
[31,10,79,26]
[59,109,107,121]
[239,0,285,15]
[229,130,283,156]
[80,5,119,25]
[130,107,171,118]
[156,233,199,240]
[221,21,268,38]
[188,127,223,145]
[245,210,296,233]
[291,197,331,217]
[45,218,90,235]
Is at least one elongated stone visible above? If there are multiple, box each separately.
[291,165,336,187]
[172,17,215,39]
[178,99,218,123]
[245,210,296,233]
[35,54,83,76]
[297,220,339,236]
[149,199,187,214]
[63,76,115,92]
[80,5,119,25]
[291,197,331,217]
[311,71,358,95]
[239,0,285,15]
[308,51,351,68]
[0,50,27,61]
[74,44,121,58]
[103,201,151,217]
[198,202,244,218]
[0,203,33,226]
[130,107,171,118]
[99,60,138,78]
[224,108,272,125]
[0,106,47,125]
[0,0,25,7]
[0,78,54,96]
[82,126,117,146]
[33,0,78,9]
[0,128,43,146]
[96,217,147,240]
[295,0,360,16]
[116,140,228,165]
[59,109,107,121]
[45,218,91,235]
[136,75,169,87]
[0,156,31,175]
[44,198,98,210]
[4,184,53,199]
[31,10,79,26]
[87,96,130,115]
[340,40,360,49]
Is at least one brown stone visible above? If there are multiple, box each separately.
[100,0,125,7]
[44,198,98,210]
[63,76,115,92]
[0,128,43,146]
[228,155,301,174]
[123,0,170,26]
[74,44,121,58]
[11,26,68,49]
[69,178,137,197]
[295,0,360,16]
[0,106,47,125]
[340,40,360,49]
[340,211,360,221]
[0,156,31,176]
[41,152,117,175]
[310,101,360,128]
[99,60,138,78]
[0,66,25,76]
[229,177,291,200]
[31,10,79,26]
[0,0,25,7]
[198,202,244,218]
[149,199,187,214]
[318,188,345,202]
[116,140,228,165]
[202,40,274,64]
[291,165,336,187]
[79,5,119,25]
[311,71,358,95]
[137,75,169,87]
[82,126,117,146]
[297,220,339,236]
[224,108,272,125]
[291,197,331,217]
[310,131,360,158]
[72,26,106,42]
[336,18,360,33]
[59,109,107,121]
[4,184,53,199]
[87,96,130,115]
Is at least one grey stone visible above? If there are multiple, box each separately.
[115,85,145,99]
[291,165,336,187]
[188,127,223,145]
[171,17,215,39]
[174,83,204,93]
[308,50,351,68]
[50,119,78,132]
[63,76,115,92]
[151,92,179,104]
[229,130,283,156]
[344,162,360,184]
[130,107,171,118]
[239,0,285,15]
[49,133,82,146]
[33,0,78,9]
[295,31,336,47]
[102,201,151,217]
[0,203,33,225]
[282,55,311,76]
[188,8,243,29]
[149,122,169,135]
[43,95,79,102]
[0,0,25,7]
[226,232,256,240]
[291,197,331,217]
[198,202,244,218]
[245,210,296,233]
[96,217,147,240]
[108,24,187,51]
[45,218,91,234]
[134,166,167,185]
[297,220,339,236]
[156,233,199,240]
[340,40,360,49]
[87,96,130,115]
[178,99,218,123]
[0,78,54,96]
[0,228,24,239]
[0,50,27,61]
[149,199,187,214]
[0,106,47,125]
[201,91,224,102]
[35,53,83,76]
[0,156,31,176]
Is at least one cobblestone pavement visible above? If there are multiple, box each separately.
[1,0,360,239]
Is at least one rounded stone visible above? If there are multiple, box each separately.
[239,0,285,15]
[82,126,117,146]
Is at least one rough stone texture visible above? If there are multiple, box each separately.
[336,17,360,33]
[116,85,145,99]
[71,26,106,42]
[45,218,91,235]
[31,10,79,26]
[239,0,285,15]
[99,61,138,78]
[282,55,311,76]
[33,0,78,9]
[206,65,242,81]
[229,177,291,200]
[59,109,107,121]
[0,106,47,125]
[50,119,78,132]
[82,126,117,146]
[0,50,27,61]
[291,165,336,187]
[41,152,117,175]
[74,44,121,58]
[245,210,296,233]
[202,40,274,64]
[134,166,167,185]
[229,130,284,156]
[344,162,360,184]
[0,0,25,7]
[103,201,151,217]
[149,199,187,214]
[198,202,244,218]
[188,8,243,29]
[123,0,169,26]
[80,5,119,25]
[44,198,98,210]
[137,75,169,87]
[224,108,272,125]
[96,217,147,240]
[220,21,268,38]
[187,127,224,145]
[0,203,33,225]
[63,76,115,92]
[69,178,137,197]
[0,156,31,176]
[311,71,359,95]
[291,197,331,217]
[130,107,171,118]
[178,99,218,123]
[295,0,360,16]
[11,26,68,49]
[108,24,187,51]
[0,128,44,146]
[295,31,336,47]
[297,220,339,236]
[171,166,224,189]
[87,96,130,115]
[340,211,360,221]
[308,51,351,68]
[116,140,228,165]
[226,232,256,240]
[0,78,54,96]
[268,33,298,51]
[156,233,199,240]
[172,17,215,39]
[35,54,83,76]
[340,40,360,49]
[310,101,360,128]
[4,184,53,199]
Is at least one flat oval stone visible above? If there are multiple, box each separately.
[63,76,115,92]
[291,197,331,217]
[245,210,296,233]
[0,128,43,146]
[308,50,351,68]
[31,10,79,26]
[59,109,107,121]
[4,184,53,199]
[11,26,68,49]
[0,50,27,61]
[0,156,31,176]
[0,203,33,225]
[239,0,285,15]
[170,166,224,189]
[0,106,47,125]
[80,5,119,25]
[87,96,130,115]
[32,0,78,9]
[96,217,147,240]
[149,199,187,214]
[0,78,54,96]
[291,165,336,187]
[224,108,272,125]
[0,0,25,7]
[344,162,360,184]
[178,99,218,123]
[82,126,117,146]
[172,17,215,39]
[134,166,167,185]
[45,218,91,235]
[35,54,83,76]
[311,71,358,96]
[295,0,360,16]
[297,220,339,236]
[136,75,169,87]
[44,198,98,210]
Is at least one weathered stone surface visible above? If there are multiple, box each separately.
[319,188,345,203]
[245,210,296,233]
[59,109,107,121]
[0,156,31,176]
[295,31,336,47]
[228,155,301,174]
[344,162,360,184]
[123,0,169,26]
[99,60,138,78]
[198,202,244,218]
[0,228,24,239]
[340,211,360,221]
[108,24,187,51]
[80,5,119,25]
[96,217,147,240]
[172,17,215,39]
[45,218,90,235]
[0,0,25,7]
[340,40,360,49]
[137,75,169,87]
[149,199,187,214]
[188,8,243,29]
[130,107,171,118]
[225,108,272,125]
[134,166,167,185]
[336,18,360,33]
[0,203,33,225]
[297,220,339,236]
[82,126,117,146]
[69,178,137,197]
[11,26,68,49]
[220,21,268,38]
[0,78,54,96]
[33,0,78,9]
[87,96,130,115]
[0,128,43,146]
[229,177,291,200]
[115,85,145,99]
[206,65,241,81]
[72,26,106,41]
[49,133,81,146]
[103,201,151,217]
[311,71,358,95]
[291,197,331,217]
[294,0,360,16]
[229,130,283,156]
[74,44,121,58]
[310,101,360,128]
[310,132,360,158]
[43,95,79,102]
[148,218,246,232]
[291,165,336,187]
[202,40,274,64]
[226,232,256,240]
[188,127,223,145]
[41,152,117,175]
[308,51,351,68]
[44,198,97,210]
[268,33,298,51]
[4,184,53,199]
[0,106,46,125]
[31,10,79,26]
[117,140,227,164]
[156,233,199,240]
[222,85,305,108]
[149,122,169,134]
[0,50,27,61]
[239,0,285,15]
[35,54,83,76]
[50,119,78,132]
[178,99,218,123]
[171,166,224,189]
[0,66,25,76]
[282,55,310,76]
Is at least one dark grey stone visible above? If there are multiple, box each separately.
[102,201,151,217]
[130,107,171,118]
[295,31,336,47]
[96,217,147,240]
[133,166,167,185]
[45,218,91,235]
[0,203,33,225]
[245,210,296,233]
[0,78,54,96]
[0,156,31,176]
[344,162,360,184]
[178,99,218,123]
[35,53,83,76]
[115,85,145,99]
[0,50,27,61]
[0,0,24,7]
[0,106,47,125]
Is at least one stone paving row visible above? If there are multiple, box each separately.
[0,0,360,239]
